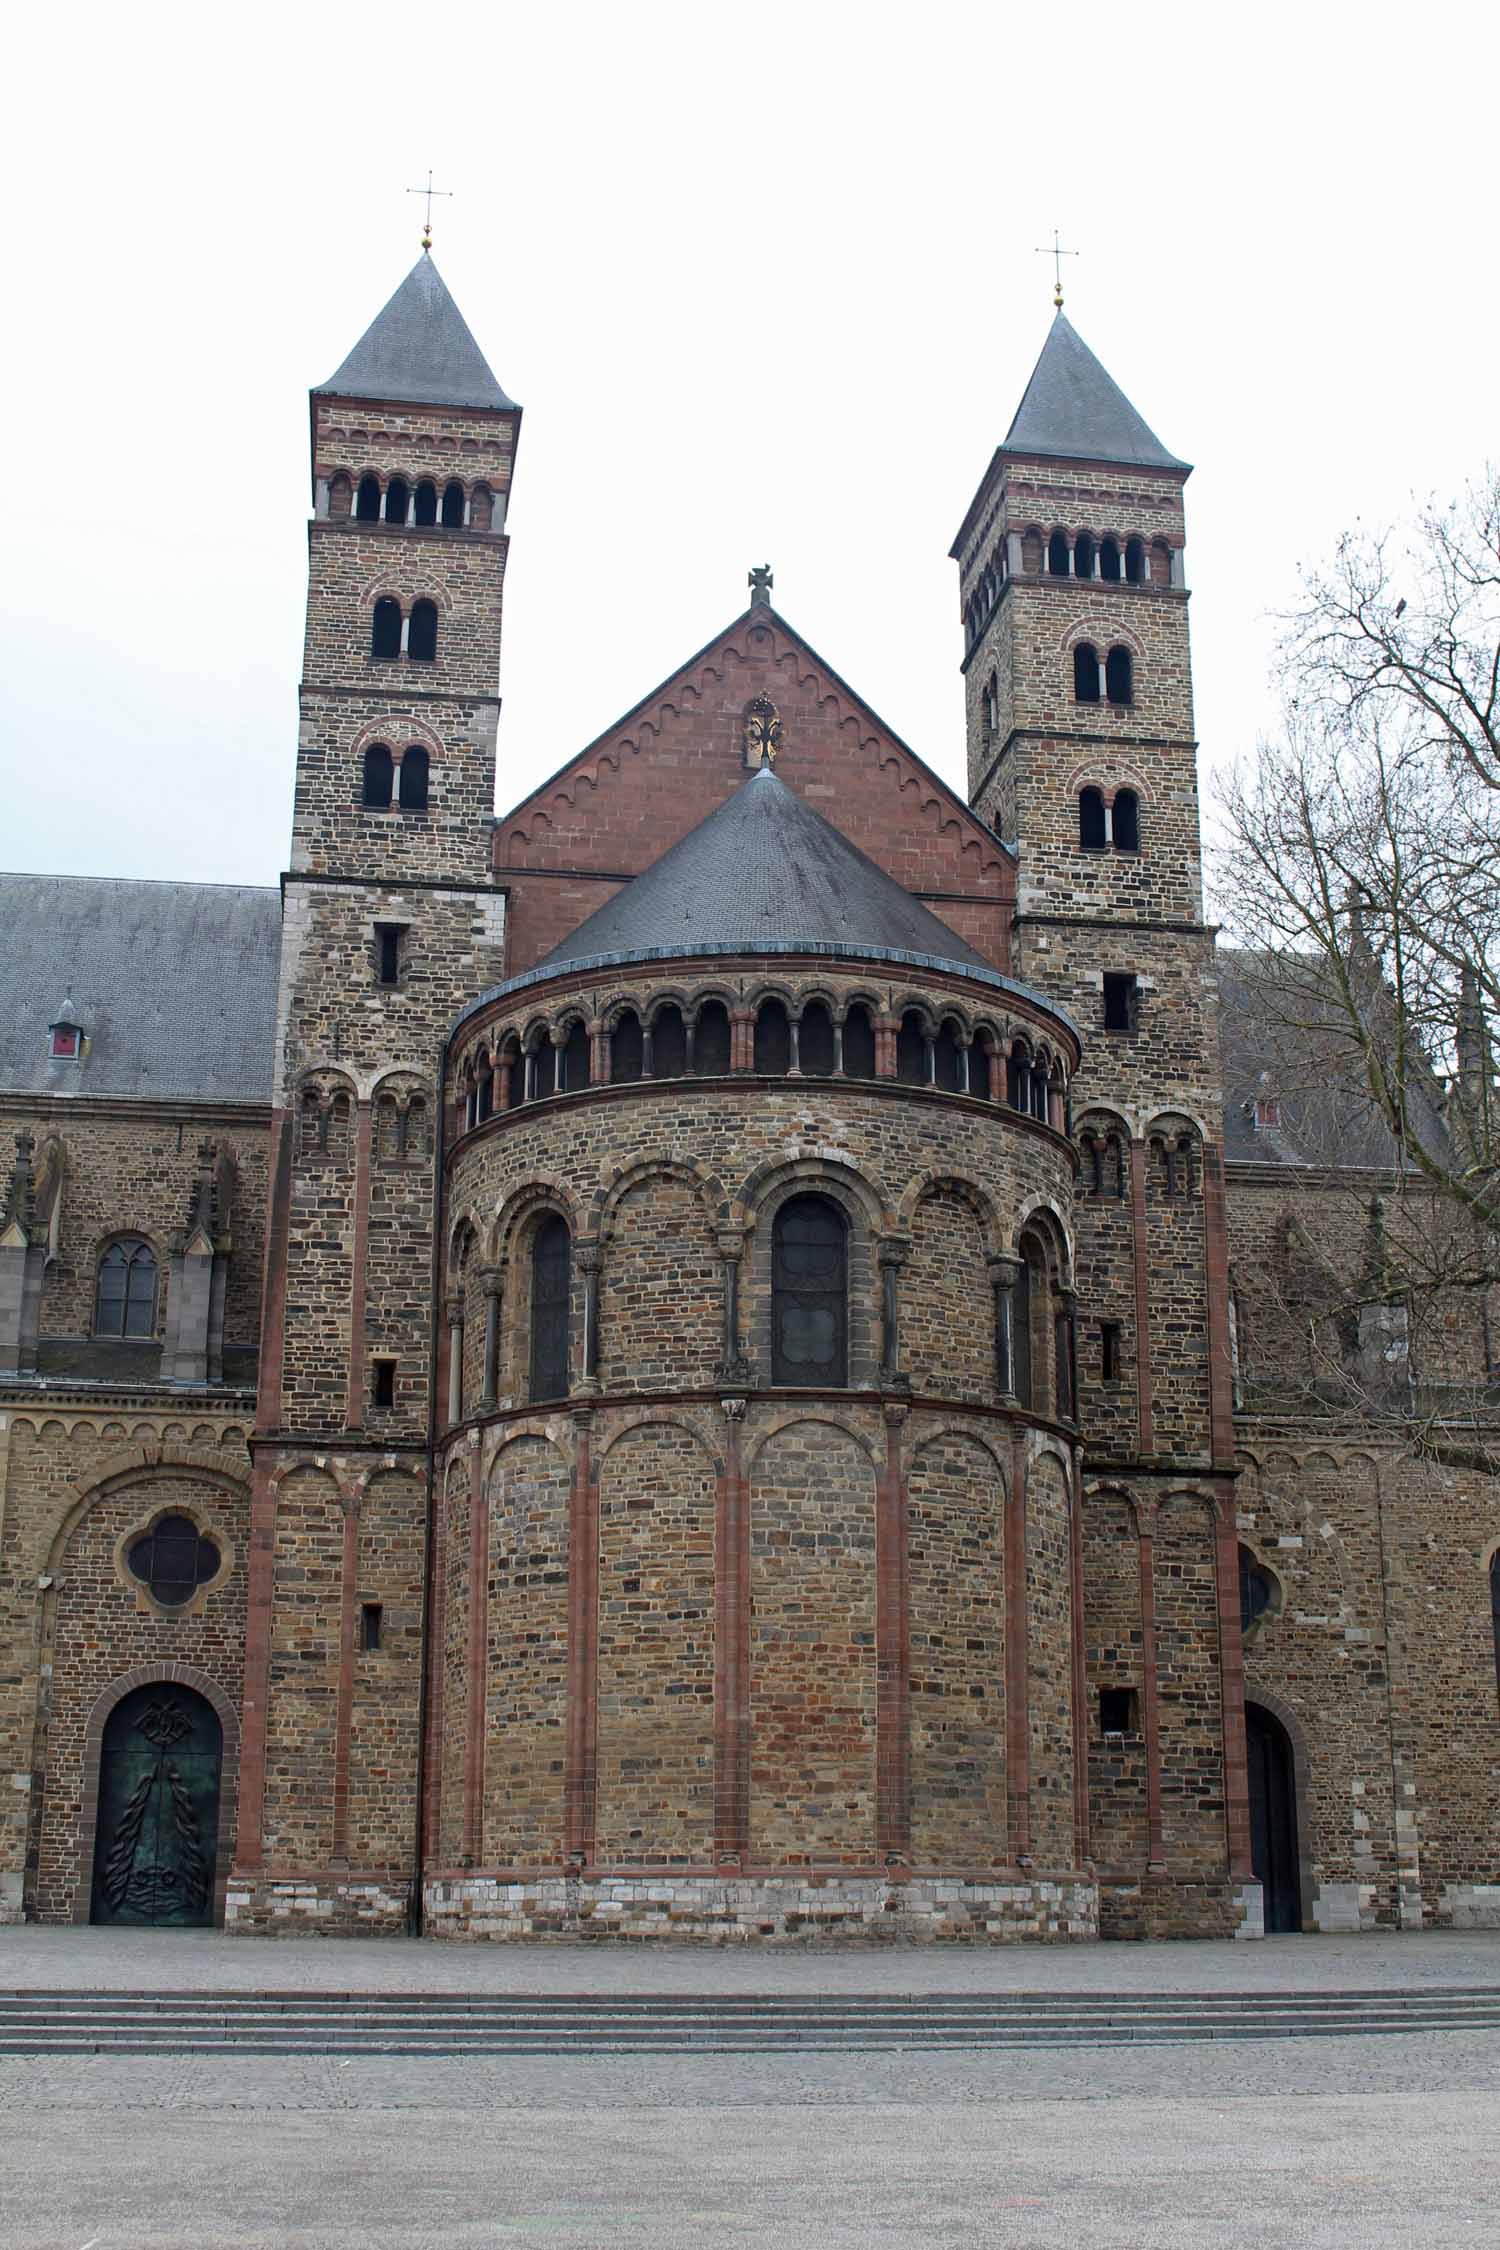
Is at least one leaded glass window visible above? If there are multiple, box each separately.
[95,1240,157,1339]
[771,1195,847,1386]
[127,1514,220,1607]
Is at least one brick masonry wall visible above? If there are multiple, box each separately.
[907,1431,1007,1865]
[484,1433,571,1866]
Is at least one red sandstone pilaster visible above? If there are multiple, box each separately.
[1006,1436,1031,1860]
[1214,1485,1254,1879]
[1068,1443,1091,1867]
[461,1443,488,1862]
[875,1405,911,1865]
[345,1100,373,1430]
[1129,1142,1155,1455]
[714,1403,749,1862]
[1136,1501,1166,1871]
[564,1413,599,1860]
[230,1458,278,1873]
[421,1463,449,1860]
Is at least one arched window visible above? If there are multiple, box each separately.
[1074,532,1095,578]
[384,476,409,525]
[559,1019,591,1092]
[842,1004,876,1080]
[754,998,791,1074]
[529,1036,556,1101]
[1079,787,1107,850]
[504,1040,524,1109]
[1031,1058,1051,1122]
[981,673,998,748]
[127,1514,220,1607]
[441,479,466,527]
[897,1010,928,1085]
[650,1004,687,1078]
[529,1215,571,1402]
[95,1238,157,1339]
[800,1001,836,1077]
[328,473,352,519]
[476,1056,494,1122]
[362,743,394,808]
[1073,642,1101,703]
[933,1020,963,1092]
[610,1010,644,1083]
[694,1000,731,1075]
[1012,1252,1034,1408]
[355,474,381,521]
[398,745,429,810]
[1100,535,1121,582]
[1106,645,1133,705]
[470,483,494,530]
[408,599,438,662]
[413,479,437,526]
[1240,1545,1278,1634]
[1125,537,1146,585]
[771,1195,847,1387]
[1112,787,1140,852]
[1047,530,1070,577]
[371,599,402,662]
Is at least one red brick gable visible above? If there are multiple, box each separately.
[495,607,1015,973]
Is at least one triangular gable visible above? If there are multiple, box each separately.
[496,607,1014,974]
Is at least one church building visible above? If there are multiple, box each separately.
[3,251,1497,1942]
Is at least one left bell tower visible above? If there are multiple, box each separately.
[228,251,515,1932]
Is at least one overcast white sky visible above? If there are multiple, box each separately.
[2,2,1494,896]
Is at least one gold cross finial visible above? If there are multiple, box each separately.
[406,170,454,252]
[1034,229,1079,310]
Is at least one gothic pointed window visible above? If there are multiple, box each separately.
[371,599,402,662]
[363,743,394,808]
[529,1215,571,1402]
[408,600,438,663]
[771,1195,847,1387]
[95,1239,157,1339]
[398,746,429,810]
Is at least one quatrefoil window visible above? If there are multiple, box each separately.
[127,1515,220,1608]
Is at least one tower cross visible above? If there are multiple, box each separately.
[407,170,453,252]
[1034,229,1079,310]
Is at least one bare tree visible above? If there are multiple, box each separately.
[1219,471,1500,1227]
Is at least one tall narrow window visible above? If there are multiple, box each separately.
[842,1004,876,1080]
[375,924,403,987]
[1240,1545,1277,1635]
[771,1195,847,1387]
[504,1041,525,1109]
[933,1020,963,1092]
[610,1010,644,1083]
[1103,974,1139,1034]
[694,1000,731,1075]
[1112,788,1140,852]
[413,479,437,526]
[1074,643,1101,704]
[1012,1255,1033,1408]
[799,1001,836,1077]
[96,1239,157,1339]
[1125,537,1147,585]
[1074,532,1095,578]
[398,746,429,810]
[896,1011,927,1084]
[1048,530,1070,577]
[1101,1321,1122,1382]
[529,1215,571,1401]
[470,484,494,530]
[441,479,466,527]
[754,998,791,1074]
[560,1019,591,1091]
[384,476,409,525]
[371,598,402,662]
[1100,535,1121,582]
[362,743,394,808]
[1106,646,1133,705]
[373,1358,396,1409]
[356,475,381,521]
[1007,1040,1031,1111]
[651,1004,687,1078]
[408,599,438,662]
[1079,786,1107,849]
[360,1603,383,1652]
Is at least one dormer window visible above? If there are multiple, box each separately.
[1253,1095,1281,1132]
[50,1024,80,1059]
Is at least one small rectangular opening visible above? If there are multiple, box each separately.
[375,924,404,987]
[373,1358,396,1409]
[1099,1686,1138,1734]
[1102,973,1139,1034]
[1101,1321,1122,1383]
[360,1602,383,1653]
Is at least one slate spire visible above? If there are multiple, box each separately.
[1002,312,1187,472]
[317,253,517,411]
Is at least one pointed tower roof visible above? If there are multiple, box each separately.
[534,766,992,979]
[1001,312,1187,471]
[316,253,517,411]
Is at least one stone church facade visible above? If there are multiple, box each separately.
[3,256,1497,1942]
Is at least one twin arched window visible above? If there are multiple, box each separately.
[370,598,438,664]
[1079,785,1140,852]
[1073,643,1134,706]
[362,743,430,810]
[95,1238,157,1338]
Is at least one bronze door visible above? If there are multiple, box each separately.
[90,1684,221,1927]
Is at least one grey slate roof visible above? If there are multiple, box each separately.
[1003,313,1188,471]
[0,876,280,1103]
[536,766,994,979]
[316,254,517,411]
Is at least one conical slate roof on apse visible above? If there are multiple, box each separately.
[536,766,993,977]
[316,254,517,410]
[1002,312,1187,471]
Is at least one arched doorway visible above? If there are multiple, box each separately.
[1245,1701,1302,1933]
[90,1683,223,1927]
